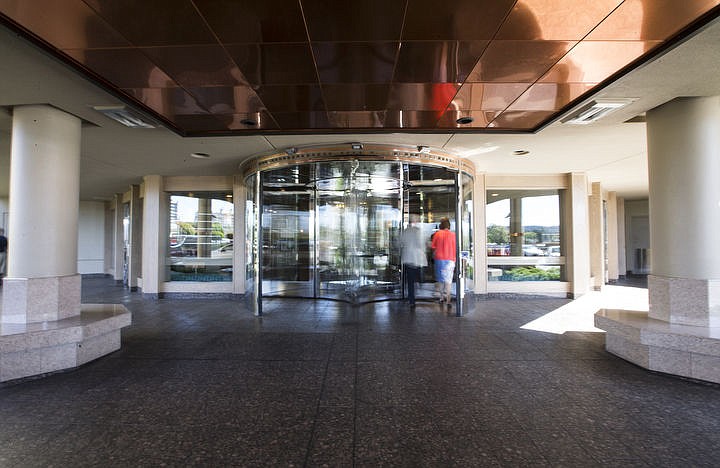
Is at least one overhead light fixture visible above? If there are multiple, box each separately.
[190,152,210,159]
[92,105,155,128]
[562,99,636,125]
[456,116,474,125]
[512,150,530,156]
[350,143,363,150]
[240,118,257,126]
[417,145,431,154]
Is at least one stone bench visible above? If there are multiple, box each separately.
[1,303,131,382]
[595,308,720,384]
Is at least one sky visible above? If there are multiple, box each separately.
[486,195,559,227]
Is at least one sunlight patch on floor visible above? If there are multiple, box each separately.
[520,285,649,334]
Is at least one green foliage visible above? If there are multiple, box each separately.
[505,266,560,281]
[177,221,196,235]
[487,224,509,244]
[523,231,538,243]
[212,222,225,237]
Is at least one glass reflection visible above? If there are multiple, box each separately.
[167,192,234,282]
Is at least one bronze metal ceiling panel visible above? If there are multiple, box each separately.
[0,0,718,135]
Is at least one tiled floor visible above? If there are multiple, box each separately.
[2,277,719,467]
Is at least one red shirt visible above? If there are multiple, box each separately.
[431,229,456,261]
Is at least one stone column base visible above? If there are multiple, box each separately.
[649,274,720,327]
[1,274,81,324]
[595,309,720,384]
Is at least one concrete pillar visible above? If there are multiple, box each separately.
[589,182,604,290]
[606,192,619,282]
[567,173,590,298]
[2,105,81,324]
[595,97,720,385]
[141,175,165,297]
[616,197,627,277]
[112,193,124,282]
[474,173,487,295]
[128,185,142,290]
[647,96,720,327]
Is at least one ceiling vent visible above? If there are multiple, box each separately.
[562,99,635,125]
[92,105,156,128]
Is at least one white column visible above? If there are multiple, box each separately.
[616,197,627,277]
[606,192,619,282]
[647,96,720,327]
[474,173,487,295]
[2,105,81,324]
[128,184,142,290]
[589,182,604,290]
[567,173,590,298]
[141,175,165,296]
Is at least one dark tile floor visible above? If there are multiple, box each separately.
[2,276,719,467]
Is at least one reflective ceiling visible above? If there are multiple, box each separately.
[1,0,718,136]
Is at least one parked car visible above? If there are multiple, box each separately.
[522,244,544,256]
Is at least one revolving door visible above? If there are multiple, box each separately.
[244,146,475,313]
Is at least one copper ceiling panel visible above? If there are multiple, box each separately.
[170,113,235,133]
[403,0,516,40]
[193,0,307,43]
[223,111,279,131]
[328,111,386,128]
[488,110,556,129]
[436,110,500,128]
[0,0,130,49]
[225,43,317,86]
[301,0,406,41]
[121,87,209,118]
[63,48,176,88]
[384,110,445,129]
[313,42,398,84]
[83,0,216,46]
[451,83,530,111]
[142,46,247,87]
[540,40,660,84]
[387,84,461,112]
[495,0,623,40]
[185,86,265,115]
[1,1,719,134]
[467,40,575,82]
[588,0,720,40]
[394,41,488,83]
[507,82,598,111]
[271,111,330,130]
[255,85,326,113]
[322,84,390,111]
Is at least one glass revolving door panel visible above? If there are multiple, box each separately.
[315,161,402,303]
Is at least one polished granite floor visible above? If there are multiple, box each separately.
[1,277,719,467]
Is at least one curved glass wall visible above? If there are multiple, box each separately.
[243,146,474,310]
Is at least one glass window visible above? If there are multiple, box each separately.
[486,189,564,281]
[168,191,234,282]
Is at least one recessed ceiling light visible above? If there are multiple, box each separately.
[190,152,210,159]
[240,119,257,126]
[456,116,474,125]
[351,143,363,150]
[491,193,499,197]
[512,150,530,156]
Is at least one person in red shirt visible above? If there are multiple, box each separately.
[431,217,456,305]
